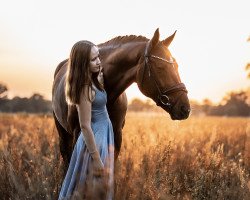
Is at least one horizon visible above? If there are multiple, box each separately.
[0,0,249,104]
[2,82,249,105]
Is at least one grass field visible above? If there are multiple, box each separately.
[0,112,249,199]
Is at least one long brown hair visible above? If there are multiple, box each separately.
[65,40,103,105]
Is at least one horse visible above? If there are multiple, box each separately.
[52,28,190,172]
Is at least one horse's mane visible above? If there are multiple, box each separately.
[99,35,149,47]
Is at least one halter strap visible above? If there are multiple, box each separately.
[140,42,188,109]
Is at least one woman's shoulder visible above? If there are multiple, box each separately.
[80,84,96,102]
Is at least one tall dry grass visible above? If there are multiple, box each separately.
[0,113,63,200]
[0,112,249,199]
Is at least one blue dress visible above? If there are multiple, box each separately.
[58,88,114,200]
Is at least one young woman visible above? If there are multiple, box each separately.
[58,40,114,200]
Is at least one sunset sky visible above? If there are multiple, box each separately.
[0,0,249,103]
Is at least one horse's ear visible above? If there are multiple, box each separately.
[162,30,177,47]
[147,28,160,52]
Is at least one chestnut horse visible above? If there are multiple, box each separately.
[52,28,190,171]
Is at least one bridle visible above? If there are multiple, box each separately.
[139,42,188,109]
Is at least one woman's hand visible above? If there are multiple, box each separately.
[91,151,104,177]
[97,66,104,85]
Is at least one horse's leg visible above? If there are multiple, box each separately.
[107,93,127,197]
[53,111,72,174]
[107,93,127,160]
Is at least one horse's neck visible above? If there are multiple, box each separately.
[100,42,146,103]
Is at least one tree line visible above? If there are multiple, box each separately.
[189,89,250,117]
[0,82,249,116]
[0,83,51,113]
[128,88,250,117]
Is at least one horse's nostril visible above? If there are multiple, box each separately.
[181,105,190,116]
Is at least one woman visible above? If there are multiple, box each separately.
[58,40,114,200]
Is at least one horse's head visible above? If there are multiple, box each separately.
[137,28,190,120]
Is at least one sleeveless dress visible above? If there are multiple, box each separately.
[58,88,114,200]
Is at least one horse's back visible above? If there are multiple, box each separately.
[54,59,68,79]
[52,61,69,131]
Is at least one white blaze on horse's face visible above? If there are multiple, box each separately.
[89,46,101,73]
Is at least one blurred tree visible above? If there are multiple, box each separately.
[210,90,250,116]
[0,82,9,112]
[128,98,156,112]
[246,63,250,79]
[128,98,147,111]
[201,98,213,115]
[224,91,249,116]
[29,93,51,113]
[0,82,8,99]
[188,100,202,116]
[0,91,52,113]
[246,36,250,78]
[0,82,51,113]
[11,96,29,112]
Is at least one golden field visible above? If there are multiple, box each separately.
[0,112,249,200]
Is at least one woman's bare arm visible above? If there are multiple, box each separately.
[76,86,101,162]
